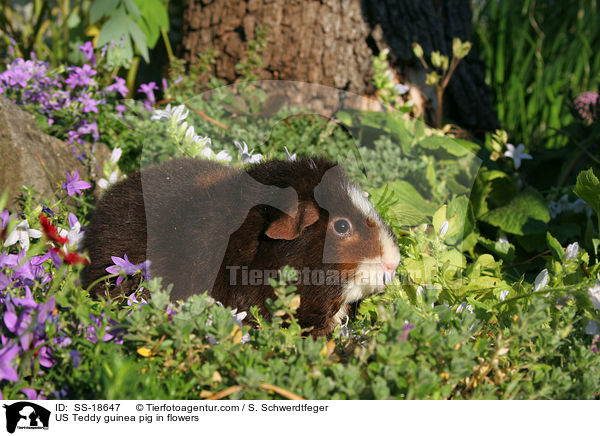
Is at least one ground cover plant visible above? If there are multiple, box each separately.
[1,5,600,400]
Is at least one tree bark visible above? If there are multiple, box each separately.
[181,0,499,134]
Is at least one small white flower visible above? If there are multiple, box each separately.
[565,242,579,261]
[394,83,410,95]
[499,289,509,301]
[200,148,214,159]
[98,170,118,190]
[235,141,262,164]
[284,146,297,161]
[184,125,196,142]
[151,104,189,124]
[456,302,473,314]
[3,219,42,252]
[438,220,449,239]
[110,147,122,164]
[57,213,84,250]
[498,232,509,245]
[336,315,351,338]
[416,285,423,299]
[504,143,532,169]
[589,283,600,310]
[215,150,232,163]
[533,268,549,293]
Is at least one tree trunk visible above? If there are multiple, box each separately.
[181,0,499,134]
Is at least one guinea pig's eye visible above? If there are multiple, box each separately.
[333,218,352,236]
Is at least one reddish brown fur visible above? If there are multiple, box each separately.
[83,157,394,336]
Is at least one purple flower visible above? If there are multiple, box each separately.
[78,41,96,66]
[116,104,126,118]
[127,291,147,307]
[61,169,91,196]
[65,64,96,89]
[75,121,100,143]
[21,388,45,400]
[162,78,168,92]
[105,254,151,286]
[1,209,10,229]
[399,321,415,341]
[85,314,124,344]
[77,93,99,113]
[166,304,176,319]
[138,82,158,111]
[106,76,129,98]
[70,350,81,368]
[0,345,19,382]
[41,205,54,216]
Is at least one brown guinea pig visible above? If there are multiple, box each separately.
[82,156,400,336]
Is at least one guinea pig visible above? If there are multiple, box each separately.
[82,156,401,336]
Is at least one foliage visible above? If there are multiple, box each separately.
[474,0,600,150]
[1,5,600,401]
[0,0,169,71]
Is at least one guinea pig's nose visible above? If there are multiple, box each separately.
[383,260,399,273]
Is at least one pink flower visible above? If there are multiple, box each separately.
[574,91,599,126]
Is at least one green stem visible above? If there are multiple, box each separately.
[126,56,140,98]
[85,273,119,294]
[161,27,173,62]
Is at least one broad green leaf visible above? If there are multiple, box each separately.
[128,20,149,62]
[418,135,470,157]
[480,187,550,235]
[123,0,141,20]
[446,196,475,245]
[135,0,169,29]
[97,7,129,48]
[573,168,600,217]
[404,257,436,283]
[90,0,120,23]
[373,181,437,226]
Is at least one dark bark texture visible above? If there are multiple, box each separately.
[181,0,499,133]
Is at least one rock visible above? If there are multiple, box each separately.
[0,95,110,209]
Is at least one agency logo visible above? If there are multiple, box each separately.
[2,402,50,434]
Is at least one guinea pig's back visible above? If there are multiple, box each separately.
[83,158,237,298]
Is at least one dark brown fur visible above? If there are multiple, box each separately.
[83,157,390,336]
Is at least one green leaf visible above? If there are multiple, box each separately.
[128,20,149,62]
[446,196,476,245]
[97,7,129,48]
[135,0,169,29]
[372,181,437,226]
[418,135,470,157]
[134,0,169,48]
[90,0,120,23]
[546,232,563,261]
[573,168,600,220]
[480,187,550,235]
[123,0,141,20]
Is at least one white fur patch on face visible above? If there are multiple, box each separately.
[347,184,380,223]
[379,225,401,270]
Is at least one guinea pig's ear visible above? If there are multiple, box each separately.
[265,201,319,240]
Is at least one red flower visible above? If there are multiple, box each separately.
[63,251,89,266]
[39,214,68,244]
[49,247,88,266]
